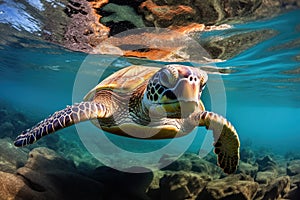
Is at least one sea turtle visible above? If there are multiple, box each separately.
[14,64,240,174]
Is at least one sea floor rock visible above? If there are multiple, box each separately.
[255,176,290,200]
[284,177,300,200]
[287,159,300,176]
[237,161,258,177]
[284,173,300,200]
[158,172,207,200]
[0,170,55,200]
[1,145,299,199]
[285,186,300,200]
[0,122,14,138]
[255,171,278,185]
[0,105,31,139]
[256,155,277,172]
[197,174,259,200]
[16,167,104,200]
[0,147,104,200]
[21,147,76,172]
[1,124,299,200]
[0,138,28,173]
[92,166,153,199]
[160,153,221,179]
[255,155,279,184]
[160,154,193,171]
[240,147,255,163]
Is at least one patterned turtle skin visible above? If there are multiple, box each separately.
[14,64,240,174]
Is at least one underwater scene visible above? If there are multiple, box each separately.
[0,0,300,199]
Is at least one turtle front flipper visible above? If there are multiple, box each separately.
[197,111,240,174]
[14,102,108,147]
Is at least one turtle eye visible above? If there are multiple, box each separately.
[160,72,170,87]
[160,68,178,88]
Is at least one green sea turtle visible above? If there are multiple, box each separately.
[14,64,240,174]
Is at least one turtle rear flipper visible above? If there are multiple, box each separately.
[14,102,107,147]
[197,111,240,174]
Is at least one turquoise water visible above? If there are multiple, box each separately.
[1,9,300,164]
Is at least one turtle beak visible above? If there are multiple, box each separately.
[173,78,200,103]
[173,78,200,116]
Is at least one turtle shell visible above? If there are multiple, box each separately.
[84,65,160,101]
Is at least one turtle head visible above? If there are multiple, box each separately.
[143,64,208,118]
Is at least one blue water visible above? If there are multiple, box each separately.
[0,9,300,163]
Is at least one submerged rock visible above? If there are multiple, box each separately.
[92,166,153,199]
[160,154,193,171]
[240,148,255,163]
[255,155,279,184]
[22,147,76,172]
[0,105,31,139]
[290,174,300,186]
[284,186,300,200]
[0,122,15,138]
[237,161,258,177]
[284,175,300,200]
[255,176,290,200]
[0,170,56,200]
[287,159,300,176]
[16,167,104,200]
[0,109,8,122]
[160,153,221,179]
[158,172,207,200]
[255,171,278,184]
[256,155,277,172]
[0,138,28,173]
[197,174,259,200]
[1,142,299,199]
[0,147,104,200]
